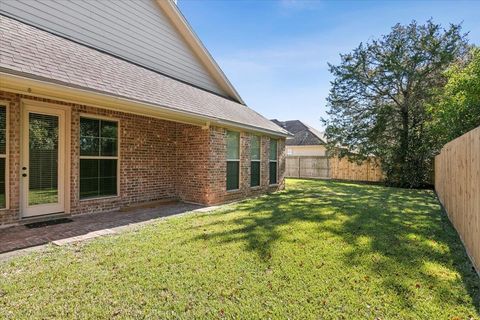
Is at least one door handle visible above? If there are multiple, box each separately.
[22,167,27,170]
[22,173,27,177]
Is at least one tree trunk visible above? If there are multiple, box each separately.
[399,103,410,186]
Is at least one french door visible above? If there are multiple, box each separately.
[21,104,66,217]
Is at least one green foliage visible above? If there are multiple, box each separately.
[428,47,480,147]
[324,20,469,188]
[29,118,58,150]
[1,179,479,319]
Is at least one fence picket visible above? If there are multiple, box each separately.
[435,126,480,274]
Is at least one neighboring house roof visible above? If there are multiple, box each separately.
[0,16,288,136]
[271,120,326,145]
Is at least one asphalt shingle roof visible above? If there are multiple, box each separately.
[271,120,326,146]
[0,16,287,135]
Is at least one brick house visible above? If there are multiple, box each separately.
[0,0,288,226]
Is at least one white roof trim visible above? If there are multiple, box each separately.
[1,72,288,138]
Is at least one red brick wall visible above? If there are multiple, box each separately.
[0,91,285,225]
[175,123,210,204]
[70,104,179,215]
[0,91,20,225]
[206,127,227,203]
[205,127,285,205]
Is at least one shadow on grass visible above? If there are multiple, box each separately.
[188,179,480,312]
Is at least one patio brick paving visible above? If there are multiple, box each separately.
[0,201,202,254]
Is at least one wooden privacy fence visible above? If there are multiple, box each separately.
[286,156,330,179]
[435,126,480,274]
[286,156,383,182]
[330,156,383,182]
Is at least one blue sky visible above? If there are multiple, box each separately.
[178,0,480,130]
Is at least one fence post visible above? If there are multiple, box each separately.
[298,157,301,178]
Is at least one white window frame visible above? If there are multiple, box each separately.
[250,135,261,188]
[79,114,120,200]
[0,102,9,209]
[226,130,240,191]
[269,139,278,186]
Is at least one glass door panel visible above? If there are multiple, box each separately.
[28,113,59,206]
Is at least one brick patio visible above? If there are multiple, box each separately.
[0,201,202,254]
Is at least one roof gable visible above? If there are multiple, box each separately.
[0,0,242,102]
[157,1,244,104]
[0,16,287,136]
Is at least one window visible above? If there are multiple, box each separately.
[269,139,278,185]
[79,117,118,199]
[226,131,240,190]
[250,135,260,187]
[0,106,6,208]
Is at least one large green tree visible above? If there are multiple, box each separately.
[324,20,468,188]
[428,47,480,148]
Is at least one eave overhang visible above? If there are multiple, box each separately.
[0,72,289,138]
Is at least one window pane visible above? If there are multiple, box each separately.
[80,137,99,156]
[0,158,5,208]
[80,159,99,178]
[80,159,117,198]
[80,118,118,156]
[99,159,117,178]
[0,106,6,155]
[269,161,277,185]
[100,177,117,196]
[100,138,117,156]
[269,139,277,160]
[80,159,99,199]
[101,120,118,138]
[80,118,100,156]
[226,161,239,190]
[79,178,99,198]
[250,135,260,160]
[226,131,239,160]
[80,118,99,138]
[251,161,260,187]
[98,159,116,197]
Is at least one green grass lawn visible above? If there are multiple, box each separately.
[1,179,479,319]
